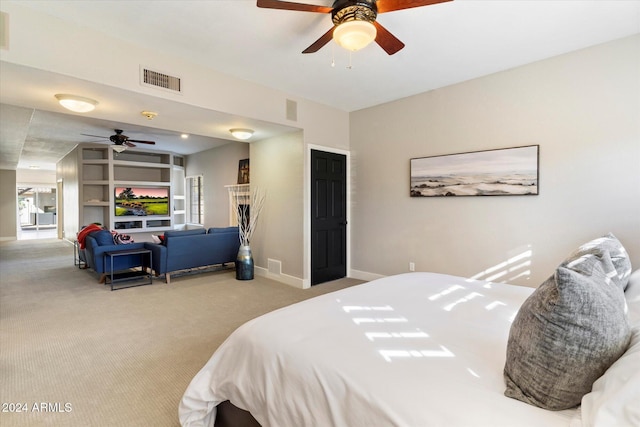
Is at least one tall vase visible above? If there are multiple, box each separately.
[236,245,254,280]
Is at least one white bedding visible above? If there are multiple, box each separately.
[179,272,579,427]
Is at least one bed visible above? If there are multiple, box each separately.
[179,239,639,427]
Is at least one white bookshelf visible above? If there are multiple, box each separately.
[78,145,185,233]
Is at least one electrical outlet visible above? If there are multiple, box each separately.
[409,262,415,272]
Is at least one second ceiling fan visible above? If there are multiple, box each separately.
[257,0,452,55]
[82,129,156,148]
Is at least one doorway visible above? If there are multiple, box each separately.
[310,149,347,285]
[17,186,58,240]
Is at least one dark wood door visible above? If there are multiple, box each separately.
[311,149,347,285]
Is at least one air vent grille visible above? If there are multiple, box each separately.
[141,68,181,93]
[286,99,297,121]
[268,259,282,276]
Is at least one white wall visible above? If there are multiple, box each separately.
[186,142,250,228]
[350,35,640,287]
[16,169,56,186]
[56,148,80,240]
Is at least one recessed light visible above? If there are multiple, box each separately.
[141,111,158,120]
[181,134,189,139]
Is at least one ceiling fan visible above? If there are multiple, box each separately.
[81,129,156,150]
[257,0,452,55]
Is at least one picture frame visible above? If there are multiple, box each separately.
[237,159,250,184]
[410,145,539,197]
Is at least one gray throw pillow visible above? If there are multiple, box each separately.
[504,254,631,410]
[561,233,632,290]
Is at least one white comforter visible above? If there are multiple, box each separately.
[179,272,578,427]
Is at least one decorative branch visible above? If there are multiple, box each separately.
[228,185,265,247]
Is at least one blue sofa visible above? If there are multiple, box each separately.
[145,227,240,283]
[84,230,151,283]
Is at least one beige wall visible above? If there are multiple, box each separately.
[350,35,640,287]
[186,142,250,228]
[0,169,17,241]
[250,131,305,283]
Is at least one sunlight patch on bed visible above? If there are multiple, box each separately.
[428,284,465,301]
[379,346,454,362]
[470,248,533,284]
[467,368,481,378]
[485,301,507,311]
[353,317,408,325]
[365,331,429,341]
[443,292,484,311]
[343,305,393,313]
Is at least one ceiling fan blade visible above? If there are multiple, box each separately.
[127,139,156,145]
[257,0,332,13]
[124,141,136,148]
[302,27,335,54]
[81,133,109,139]
[376,0,453,14]
[373,21,405,55]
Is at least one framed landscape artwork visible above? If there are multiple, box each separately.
[410,145,539,197]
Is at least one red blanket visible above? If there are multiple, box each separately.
[77,224,103,249]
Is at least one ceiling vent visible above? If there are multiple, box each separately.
[140,67,182,93]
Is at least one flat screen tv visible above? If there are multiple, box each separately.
[114,186,169,217]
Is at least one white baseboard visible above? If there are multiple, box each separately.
[255,267,384,288]
[349,269,386,282]
[255,266,306,289]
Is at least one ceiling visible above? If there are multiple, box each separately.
[1,0,639,171]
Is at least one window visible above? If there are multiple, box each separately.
[186,175,204,225]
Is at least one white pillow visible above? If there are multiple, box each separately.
[580,269,640,427]
[625,269,640,325]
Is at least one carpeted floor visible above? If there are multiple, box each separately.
[0,239,363,427]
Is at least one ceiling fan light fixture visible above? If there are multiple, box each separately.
[230,128,254,140]
[112,145,127,153]
[333,20,377,52]
[55,94,98,113]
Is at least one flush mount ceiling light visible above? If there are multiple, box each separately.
[54,94,98,113]
[230,128,254,140]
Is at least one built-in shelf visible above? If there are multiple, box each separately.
[77,144,185,233]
